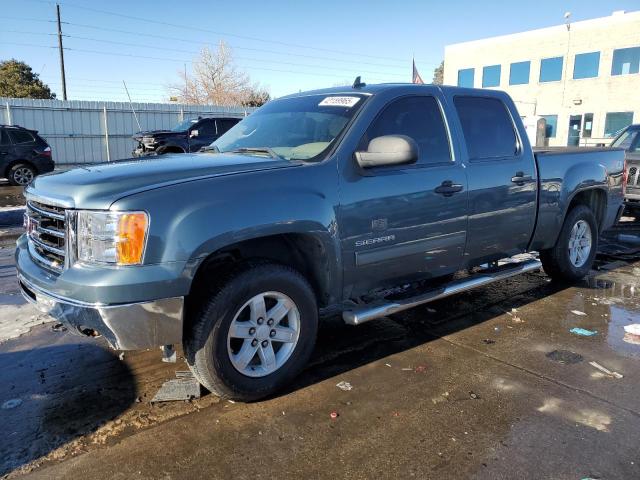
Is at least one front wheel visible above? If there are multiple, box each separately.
[184,263,318,401]
[540,205,598,282]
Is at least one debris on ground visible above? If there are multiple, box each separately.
[329,411,339,419]
[571,310,587,316]
[151,371,201,403]
[570,327,597,337]
[482,339,496,345]
[161,345,177,363]
[589,361,623,379]
[336,381,353,391]
[414,365,427,373]
[51,323,67,332]
[623,324,640,336]
[546,350,584,364]
[1,398,22,409]
[469,392,480,400]
[623,333,640,345]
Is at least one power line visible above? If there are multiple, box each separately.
[5,42,403,82]
[55,34,406,78]
[28,1,413,65]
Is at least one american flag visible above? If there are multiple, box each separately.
[412,58,424,84]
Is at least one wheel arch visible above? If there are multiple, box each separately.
[4,159,36,179]
[184,231,340,337]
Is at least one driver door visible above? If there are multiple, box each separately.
[338,94,468,296]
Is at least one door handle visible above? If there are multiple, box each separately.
[511,172,533,184]
[434,180,463,197]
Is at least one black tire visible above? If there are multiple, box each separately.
[183,263,318,401]
[540,205,598,282]
[7,163,36,186]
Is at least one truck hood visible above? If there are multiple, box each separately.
[133,130,184,141]
[26,153,300,209]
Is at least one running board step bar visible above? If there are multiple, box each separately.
[342,259,542,325]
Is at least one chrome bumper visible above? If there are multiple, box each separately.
[18,274,184,350]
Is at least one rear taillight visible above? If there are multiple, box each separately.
[42,146,51,157]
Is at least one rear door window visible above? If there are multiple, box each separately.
[8,129,35,144]
[219,119,239,133]
[454,96,518,160]
[361,96,452,166]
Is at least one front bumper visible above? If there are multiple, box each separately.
[16,234,187,350]
[19,273,183,350]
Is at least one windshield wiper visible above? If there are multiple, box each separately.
[200,145,220,153]
[229,147,282,159]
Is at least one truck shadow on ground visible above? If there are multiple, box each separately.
[287,271,572,397]
[0,340,136,476]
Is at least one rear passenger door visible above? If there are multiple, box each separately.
[452,96,537,265]
[339,94,468,295]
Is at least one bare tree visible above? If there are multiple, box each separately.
[171,42,269,107]
[432,61,444,85]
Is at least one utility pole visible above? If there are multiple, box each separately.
[56,3,67,100]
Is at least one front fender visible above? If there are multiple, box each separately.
[111,161,341,295]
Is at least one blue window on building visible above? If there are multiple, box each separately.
[482,65,501,87]
[611,47,640,75]
[604,112,634,137]
[573,52,600,79]
[539,57,563,82]
[540,115,558,138]
[509,61,530,85]
[457,68,474,88]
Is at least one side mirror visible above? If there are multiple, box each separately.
[355,135,418,168]
[190,129,199,138]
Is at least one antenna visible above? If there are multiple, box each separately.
[352,76,366,89]
[123,80,142,131]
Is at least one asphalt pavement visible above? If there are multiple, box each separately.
[1,219,639,479]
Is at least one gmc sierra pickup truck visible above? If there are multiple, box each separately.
[610,124,640,214]
[17,83,626,401]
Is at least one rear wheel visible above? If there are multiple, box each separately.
[540,205,598,281]
[7,163,36,186]
[183,263,318,401]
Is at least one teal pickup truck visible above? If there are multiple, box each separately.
[16,82,626,400]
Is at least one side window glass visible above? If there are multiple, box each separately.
[0,129,10,146]
[8,129,35,144]
[361,96,452,166]
[197,119,216,136]
[220,119,238,133]
[453,96,518,160]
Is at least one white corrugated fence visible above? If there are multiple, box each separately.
[1,97,251,165]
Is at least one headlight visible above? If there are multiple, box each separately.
[76,211,149,265]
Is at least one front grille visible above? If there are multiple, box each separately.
[25,200,67,272]
[628,166,639,188]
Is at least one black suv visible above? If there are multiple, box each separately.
[132,116,241,157]
[0,125,55,186]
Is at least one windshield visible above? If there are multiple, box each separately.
[611,129,637,149]
[171,119,198,132]
[212,94,367,160]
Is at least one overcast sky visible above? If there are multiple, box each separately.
[1,0,638,102]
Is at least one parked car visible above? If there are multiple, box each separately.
[0,125,54,186]
[610,124,640,214]
[17,83,626,401]
[132,116,241,156]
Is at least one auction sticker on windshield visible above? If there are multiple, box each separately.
[318,96,361,108]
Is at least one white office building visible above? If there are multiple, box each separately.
[443,10,640,146]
